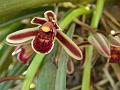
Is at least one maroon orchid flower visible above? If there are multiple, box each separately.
[6,11,83,64]
[12,44,34,64]
[109,45,120,63]
[88,32,120,63]
[108,35,120,63]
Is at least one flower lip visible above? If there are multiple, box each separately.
[31,30,55,54]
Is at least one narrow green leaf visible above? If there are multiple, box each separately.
[0,23,25,41]
[55,49,68,90]
[0,0,94,27]
[0,44,13,73]
[55,23,75,90]
[59,6,92,30]
[0,62,27,90]
[36,42,58,90]
[21,54,44,90]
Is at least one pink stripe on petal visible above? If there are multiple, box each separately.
[6,27,39,44]
[56,30,83,60]
[31,17,47,25]
[88,33,110,57]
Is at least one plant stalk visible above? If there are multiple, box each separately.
[81,0,105,90]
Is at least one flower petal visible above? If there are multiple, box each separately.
[56,30,83,60]
[13,44,34,64]
[44,11,60,29]
[6,27,39,44]
[67,60,74,75]
[31,30,55,54]
[88,33,110,57]
[44,10,57,22]
[108,35,120,47]
[109,45,120,63]
[31,17,47,25]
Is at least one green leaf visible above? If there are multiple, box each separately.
[21,54,44,90]
[55,23,75,90]
[81,0,105,90]
[55,49,68,90]
[0,23,25,41]
[0,44,13,73]
[59,6,92,30]
[36,42,58,90]
[0,62,27,90]
[0,0,94,27]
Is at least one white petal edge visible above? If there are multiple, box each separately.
[6,27,39,44]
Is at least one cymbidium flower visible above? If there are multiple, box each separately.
[6,11,83,64]
[88,33,111,57]
[109,45,120,63]
[108,35,120,63]
[88,32,120,63]
[12,44,34,64]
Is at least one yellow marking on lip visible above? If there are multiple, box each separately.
[41,26,51,32]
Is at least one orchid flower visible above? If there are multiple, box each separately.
[6,11,83,64]
[88,32,120,63]
[108,35,120,63]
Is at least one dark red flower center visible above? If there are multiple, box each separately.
[32,28,55,53]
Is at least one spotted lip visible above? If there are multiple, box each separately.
[32,29,55,54]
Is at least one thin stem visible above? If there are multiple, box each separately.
[81,0,105,90]
[59,6,92,30]
[0,76,23,83]
[91,0,105,28]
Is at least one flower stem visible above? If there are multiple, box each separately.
[81,0,105,90]
[0,76,23,83]
[21,54,44,90]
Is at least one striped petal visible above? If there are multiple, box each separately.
[44,11,57,22]
[108,35,120,47]
[88,33,110,57]
[56,30,83,60]
[6,27,39,45]
[44,11,60,29]
[31,17,47,25]
[12,44,34,64]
